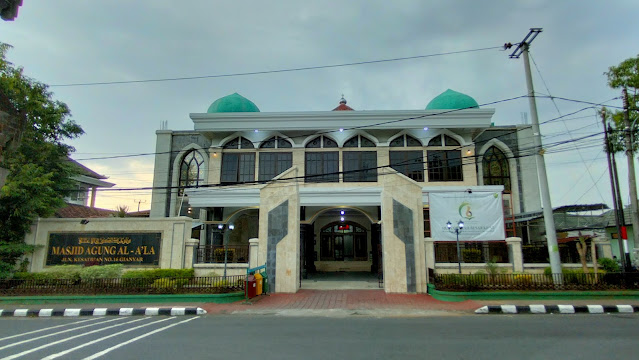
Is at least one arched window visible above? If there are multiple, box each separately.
[306,135,337,148]
[390,134,421,147]
[260,136,292,149]
[343,135,376,148]
[179,150,204,194]
[428,134,460,147]
[319,221,368,261]
[483,146,510,191]
[343,135,377,182]
[389,134,423,181]
[221,137,255,184]
[305,136,338,182]
[223,137,254,149]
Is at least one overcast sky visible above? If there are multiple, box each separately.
[2,0,638,213]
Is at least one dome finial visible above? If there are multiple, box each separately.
[340,94,347,104]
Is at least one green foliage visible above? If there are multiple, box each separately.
[121,268,194,280]
[151,278,188,288]
[461,249,482,263]
[603,55,639,153]
[0,42,84,276]
[114,205,129,218]
[79,264,124,280]
[42,265,83,280]
[598,257,621,273]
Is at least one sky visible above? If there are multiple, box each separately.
[2,0,639,213]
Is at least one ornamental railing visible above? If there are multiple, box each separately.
[0,276,246,296]
[196,245,250,264]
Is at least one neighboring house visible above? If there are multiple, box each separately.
[603,206,638,266]
[65,159,115,208]
[149,90,547,292]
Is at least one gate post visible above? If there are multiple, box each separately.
[505,237,523,272]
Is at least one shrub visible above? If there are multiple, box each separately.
[121,268,194,280]
[42,265,83,281]
[214,248,235,262]
[150,278,188,292]
[462,249,482,263]
[79,264,124,280]
[598,258,621,273]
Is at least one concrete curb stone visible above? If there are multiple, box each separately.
[475,304,639,314]
[0,307,207,317]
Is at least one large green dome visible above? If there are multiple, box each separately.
[425,89,479,110]
[207,93,260,113]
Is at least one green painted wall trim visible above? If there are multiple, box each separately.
[427,284,639,302]
[0,292,245,305]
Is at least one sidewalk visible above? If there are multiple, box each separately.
[2,289,639,317]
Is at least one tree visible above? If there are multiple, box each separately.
[605,55,639,270]
[0,42,83,277]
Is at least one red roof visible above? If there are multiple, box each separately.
[332,103,354,111]
[55,203,115,218]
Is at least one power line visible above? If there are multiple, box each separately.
[50,45,503,87]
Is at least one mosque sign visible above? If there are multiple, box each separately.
[429,192,505,241]
[46,232,161,266]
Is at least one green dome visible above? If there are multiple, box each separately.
[207,93,260,113]
[425,89,479,110]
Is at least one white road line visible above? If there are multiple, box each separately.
[0,318,99,343]
[82,317,200,360]
[41,317,175,360]
[0,318,148,360]
[0,318,124,351]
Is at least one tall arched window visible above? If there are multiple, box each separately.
[483,146,510,191]
[305,136,338,182]
[389,134,424,181]
[221,137,255,184]
[179,150,204,194]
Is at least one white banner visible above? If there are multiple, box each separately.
[429,192,505,241]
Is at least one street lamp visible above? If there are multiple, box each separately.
[447,220,465,274]
[217,223,235,278]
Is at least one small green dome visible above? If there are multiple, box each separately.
[425,89,479,110]
[207,93,260,113]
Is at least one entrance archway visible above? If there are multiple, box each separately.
[300,207,381,289]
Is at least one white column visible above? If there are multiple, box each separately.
[424,238,436,282]
[505,237,523,272]
[183,238,200,269]
[249,238,259,269]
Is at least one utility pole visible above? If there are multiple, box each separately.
[621,88,637,270]
[601,108,627,270]
[508,28,562,276]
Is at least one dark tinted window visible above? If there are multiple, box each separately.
[259,152,292,181]
[343,151,377,182]
[389,151,424,181]
[305,152,339,182]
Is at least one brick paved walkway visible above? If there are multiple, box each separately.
[201,289,480,315]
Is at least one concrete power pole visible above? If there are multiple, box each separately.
[508,28,562,276]
[601,108,627,270]
[621,88,638,270]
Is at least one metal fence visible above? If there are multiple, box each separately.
[0,276,246,296]
[432,272,639,291]
[522,243,597,264]
[434,242,509,263]
[196,245,249,264]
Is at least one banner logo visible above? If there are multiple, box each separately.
[458,201,474,220]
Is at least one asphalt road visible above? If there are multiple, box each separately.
[0,314,637,360]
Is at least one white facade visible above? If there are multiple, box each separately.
[150,94,543,293]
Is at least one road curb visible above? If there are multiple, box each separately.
[475,304,639,314]
[0,307,207,317]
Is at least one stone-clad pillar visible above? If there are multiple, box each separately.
[380,168,425,293]
[259,167,300,293]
